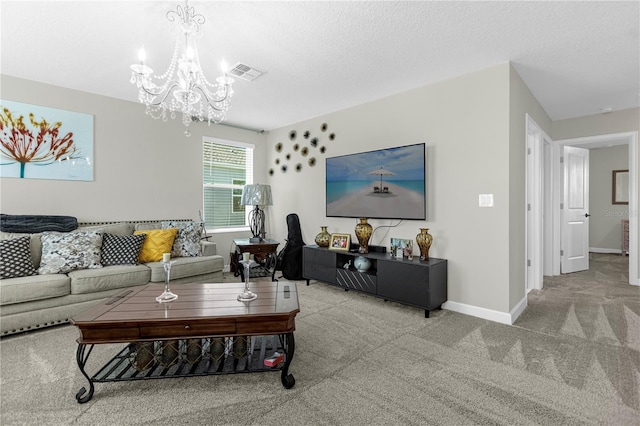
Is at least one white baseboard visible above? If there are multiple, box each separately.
[589,247,623,254]
[442,295,528,326]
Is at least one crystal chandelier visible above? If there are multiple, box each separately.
[130,1,234,136]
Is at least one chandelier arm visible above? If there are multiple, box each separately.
[138,81,182,106]
[195,87,231,111]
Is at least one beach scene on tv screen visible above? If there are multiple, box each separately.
[326,143,426,219]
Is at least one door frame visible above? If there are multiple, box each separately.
[552,131,638,286]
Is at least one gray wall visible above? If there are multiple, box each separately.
[266,62,549,317]
[0,75,269,267]
[589,145,629,251]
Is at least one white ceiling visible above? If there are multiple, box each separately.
[2,1,639,132]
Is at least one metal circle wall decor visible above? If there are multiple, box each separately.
[289,130,297,140]
[275,158,280,165]
[301,147,309,156]
[286,153,291,160]
[308,157,316,166]
[275,142,282,152]
[269,168,274,175]
[295,163,302,172]
[329,133,336,140]
[293,143,299,151]
[321,123,328,132]
[303,131,310,139]
[281,165,288,172]
[310,137,318,147]
[320,146,326,154]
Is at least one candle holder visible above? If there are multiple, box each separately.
[238,259,258,302]
[156,261,178,303]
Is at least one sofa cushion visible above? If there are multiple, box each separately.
[146,255,224,282]
[161,221,204,257]
[133,228,178,263]
[38,231,103,274]
[101,233,146,266]
[69,264,151,294]
[0,236,37,279]
[0,273,70,305]
[78,222,133,236]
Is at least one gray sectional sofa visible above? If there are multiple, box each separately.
[0,220,224,336]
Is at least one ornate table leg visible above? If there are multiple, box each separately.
[280,332,296,389]
[75,344,95,403]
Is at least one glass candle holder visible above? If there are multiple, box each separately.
[156,260,178,303]
[237,259,258,302]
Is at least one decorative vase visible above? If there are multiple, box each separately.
[416,228,433,260]
[315,226,331,247]
[353,256,371,272]
[354,218,373,253]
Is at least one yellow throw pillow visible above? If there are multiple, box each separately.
[133,228,178,263]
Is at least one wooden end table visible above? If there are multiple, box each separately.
[231,238,280,281]
[70,281,299,403]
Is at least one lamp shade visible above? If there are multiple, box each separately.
[240,184,273,206]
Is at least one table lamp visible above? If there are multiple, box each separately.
[240,184,273,242]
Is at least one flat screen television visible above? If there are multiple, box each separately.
[326,143,426,220]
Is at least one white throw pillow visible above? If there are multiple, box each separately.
[161,221,204,257]
[38,231,103,274]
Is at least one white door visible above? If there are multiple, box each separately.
[561,146,590,273]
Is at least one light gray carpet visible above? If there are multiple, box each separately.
[1,254,639,425]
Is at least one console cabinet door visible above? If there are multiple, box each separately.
[377,261,429,308]
[303,246,337,284]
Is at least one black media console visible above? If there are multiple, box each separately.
[302,245,447,318]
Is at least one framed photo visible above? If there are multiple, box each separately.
[329,233,351,251]
[390,238,413,259]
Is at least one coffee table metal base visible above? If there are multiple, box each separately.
[75,333,295,403]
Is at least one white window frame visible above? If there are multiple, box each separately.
[203,137,254,233]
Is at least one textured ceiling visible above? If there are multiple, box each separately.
[1,1,639,131]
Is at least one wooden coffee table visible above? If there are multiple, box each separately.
[70,281,300,403]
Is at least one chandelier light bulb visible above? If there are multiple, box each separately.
[137,47,146,63]
[221,60,228,74]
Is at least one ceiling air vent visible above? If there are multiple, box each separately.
[228,62,264,81]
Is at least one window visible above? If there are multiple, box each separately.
[203,138,254,229]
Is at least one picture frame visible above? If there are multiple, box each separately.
[390,238,413,259]
[0,99,94,181]
[329,233,351,251]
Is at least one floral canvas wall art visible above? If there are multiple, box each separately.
[0,100,94,181]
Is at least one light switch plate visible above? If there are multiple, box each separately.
[479,194,494,207]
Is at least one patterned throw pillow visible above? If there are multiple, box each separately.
[161,221,204,257]
[38,231,103,274]
[133,228,178,263]
[0,236,37,279]
[101,233,146,266]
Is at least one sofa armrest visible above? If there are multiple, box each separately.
[201,240,217,256]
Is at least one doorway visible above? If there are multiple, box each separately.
[525,124,639,291]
